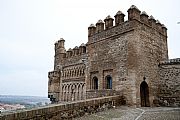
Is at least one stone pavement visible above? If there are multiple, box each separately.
[75,106,180,120]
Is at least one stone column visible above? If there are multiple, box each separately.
[75,84,78,101]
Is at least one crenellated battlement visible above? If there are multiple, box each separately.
[160,58,180,65]
[65,43,86,58]
[66,43,86,58]
[48,71,60,78]
[114,11,125,25]
[54,39,86,56]
[88,5,167,44]
[54,38,87,67]
[54,38,66,55]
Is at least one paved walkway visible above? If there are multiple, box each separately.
[75,106,180,120]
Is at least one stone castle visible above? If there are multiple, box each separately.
[48,5,180,107]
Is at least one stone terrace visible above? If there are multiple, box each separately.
[75,106,180,120]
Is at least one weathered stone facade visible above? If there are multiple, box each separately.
[48,5,180,107]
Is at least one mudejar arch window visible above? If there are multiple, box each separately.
[105,75,112,89]
[92,76,98,89]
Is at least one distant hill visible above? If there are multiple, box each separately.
[0,95,50,109]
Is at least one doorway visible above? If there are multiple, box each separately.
[140,81,150,107]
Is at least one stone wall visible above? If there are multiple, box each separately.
[127,19,168,107]
[48,71,60,103]
[0,95,124,120]
[86,89,122,99]
[157,59,180,106]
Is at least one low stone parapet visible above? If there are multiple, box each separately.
[0,95,124,120]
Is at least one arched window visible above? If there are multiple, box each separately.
[105,75,112,89]
[92,76,98,89]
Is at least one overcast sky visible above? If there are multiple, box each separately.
[0,0,179,97]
